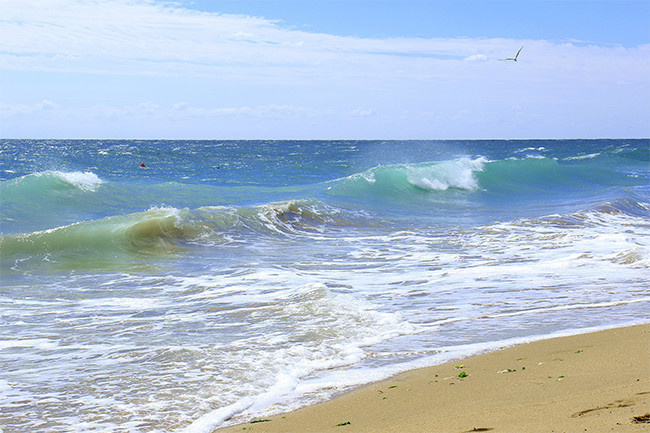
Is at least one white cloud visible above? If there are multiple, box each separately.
[0,100,324,120]
[167,103,323,118]
[0,99,58,116]
[2,0,648,84]
[1,0,649,138]
[464,54,489,62]
[351,108,377,117]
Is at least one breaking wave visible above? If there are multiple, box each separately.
[0,201,368,267]
[328,155,648,202]
[1,170,104,196]
[328,158,485,200]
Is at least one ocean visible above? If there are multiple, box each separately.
[1,139,648,432]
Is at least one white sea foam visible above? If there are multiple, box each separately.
[516,146,546,153]
[49,170,103,191]
[168,281,419,432]
[564,153,601,160]
[0,338,59,350]
[169,207,650,430]
[407,158,485,191]
[77,296,164,310]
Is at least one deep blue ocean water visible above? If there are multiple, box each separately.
[1,139,648,432]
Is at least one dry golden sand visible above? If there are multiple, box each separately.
[216,324,649,433]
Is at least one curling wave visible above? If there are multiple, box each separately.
[0,200,368,266]
[1,171,104,196]
[327,154,648,204]
[0,207,190,259]
[328,157,485,199]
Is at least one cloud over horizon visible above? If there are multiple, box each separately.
[1,0,649,138]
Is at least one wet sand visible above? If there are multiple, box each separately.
[215,323,649,433]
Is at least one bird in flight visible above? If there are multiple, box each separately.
[501,45,524,61]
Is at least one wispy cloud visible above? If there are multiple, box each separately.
[0,99,58,116]
[1,0,649,138]
[3,0,648,83]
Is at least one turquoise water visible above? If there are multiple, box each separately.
[1,139,649,432]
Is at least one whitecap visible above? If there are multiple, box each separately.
[49,170,103,191]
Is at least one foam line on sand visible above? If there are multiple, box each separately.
[215,324,649,432]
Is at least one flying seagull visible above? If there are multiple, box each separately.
[501,45,524,61]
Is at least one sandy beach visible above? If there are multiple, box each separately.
[216,324,649,433]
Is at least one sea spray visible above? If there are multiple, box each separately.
[405,157,485,191]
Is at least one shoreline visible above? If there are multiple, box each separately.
[215,323,649,432]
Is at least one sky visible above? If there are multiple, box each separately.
[1,0,649,139]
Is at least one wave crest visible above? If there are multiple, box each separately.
[0,201,365,268]
[406,158,485,191]
[329,158,485,200]
[2,171,104,196]
[48,171,103,191]
[0,207,190,262]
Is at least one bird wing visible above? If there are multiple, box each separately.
[500,45,524,61]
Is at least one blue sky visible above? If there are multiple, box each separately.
[182,1,650,44]
[1,0,649,139]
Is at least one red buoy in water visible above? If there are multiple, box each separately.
[141,163,146,167]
